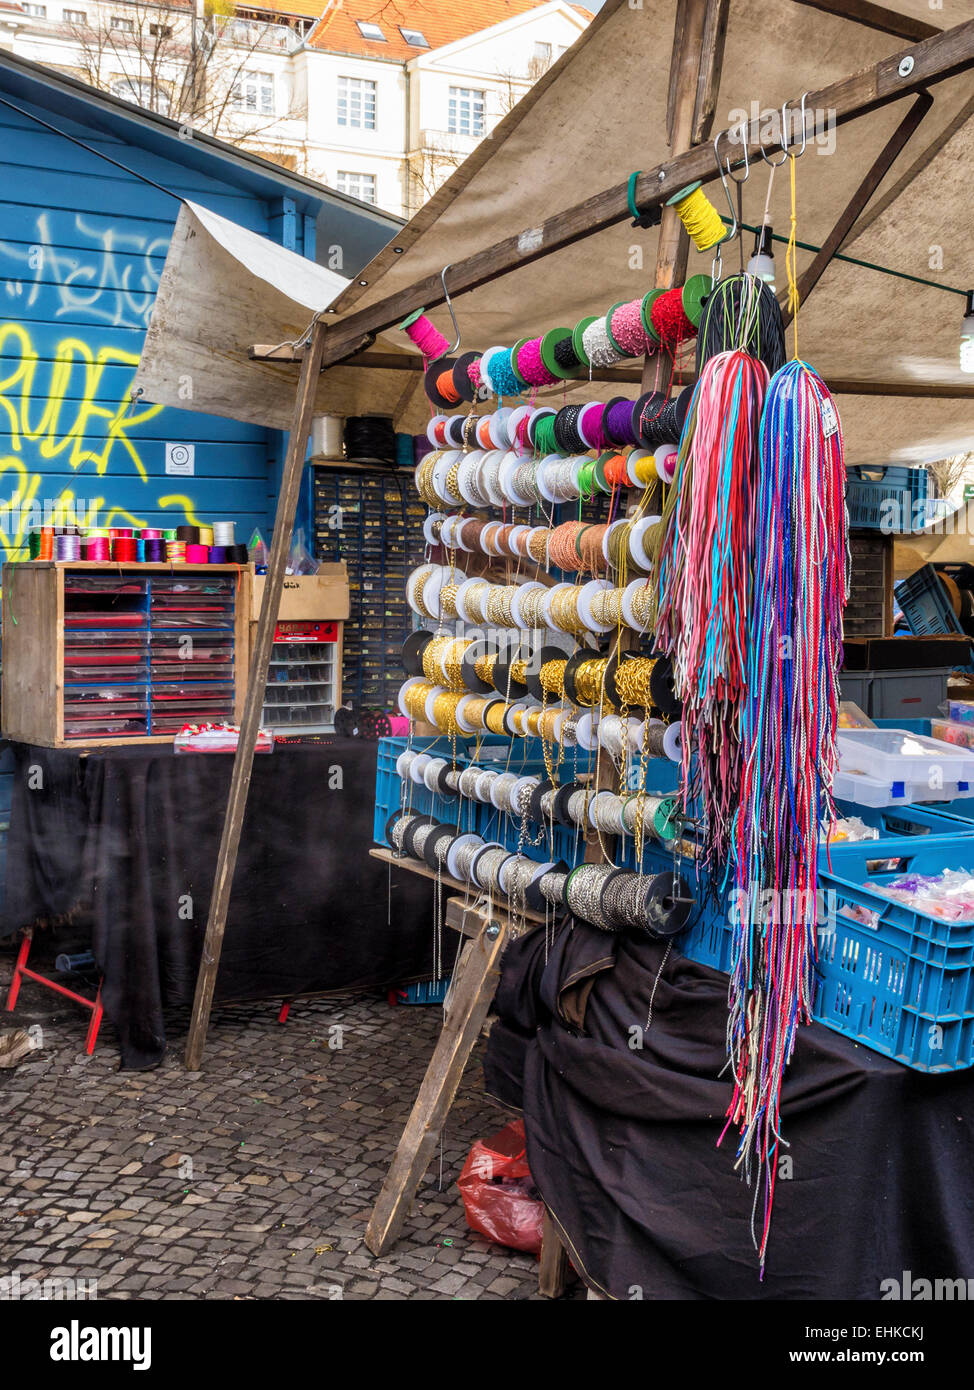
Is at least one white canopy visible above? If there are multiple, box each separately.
[136,0,974,464]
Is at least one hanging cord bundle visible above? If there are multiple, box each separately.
[724,360,848,1272]
[694,273,786,379]
[653,349,769,872]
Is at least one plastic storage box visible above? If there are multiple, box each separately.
[894,564,963,637]
[839,669,951,720]
[846,464,929,531]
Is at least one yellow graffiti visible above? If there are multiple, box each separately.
[0,322,203,562]
[0,323,163,480]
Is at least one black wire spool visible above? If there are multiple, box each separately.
[491,634,533,696]
[402,630,434,677]
[369,710,393,739]
[435,761,459,799]
[649,654,682,717]
[460,637,500,695]
[643,871,694,938]
[445,414,467,447]
[694,272,786,379]
[638,386,694,448]
[451,351,485,404]
[552,780,584,828]
[553,403,587,454]
[384,810,423,852]
[344,414,396,464]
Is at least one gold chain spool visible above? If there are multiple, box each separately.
[518,586,548,629]
[574,656,614,710]
[614,657,657,709]
[458,578,489,623]
[421,634,453,685]
[474,652,497,686]
[439,583,459,620]
[441,637,472,690]
[549,586,586,635]
[591,586,625,627]
[509,657,529,686]
[629,581,655,631]
[539,659,567,699]
[403,680,435,721]
[484,701,510,736]
[432,689,464,733]
[484,585,518,628]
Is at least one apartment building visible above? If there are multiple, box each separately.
[0,0,591,215]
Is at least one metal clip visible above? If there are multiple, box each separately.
[440,264,461,353]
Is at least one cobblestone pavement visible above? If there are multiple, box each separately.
[0,961,583,1301]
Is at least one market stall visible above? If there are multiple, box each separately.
[107,0,974,1299]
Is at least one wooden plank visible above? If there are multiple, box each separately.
[364,912,509,1256]
[1,564,59,746]
[313,19,974,368]
[791,0,940,43]
[232,567,252,723]
[184,319,328,1072]
[539,1209,573,1298]
[657,0,712,289]
[369,846,548,925]
[780,91,933,329]
[693,0,730,145]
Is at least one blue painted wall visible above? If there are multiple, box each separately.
[0,61,395,558]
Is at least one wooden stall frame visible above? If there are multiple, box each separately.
[182,6,974,1297]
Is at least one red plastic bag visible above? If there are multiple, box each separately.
[457,1119,544,1254]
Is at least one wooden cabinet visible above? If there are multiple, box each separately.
[1,562,251,747]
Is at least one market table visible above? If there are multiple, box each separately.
[485,918,974,1301]
[0,739,441,1069]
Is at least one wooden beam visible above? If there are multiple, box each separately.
[657,0,712,290]
[184,318,327,1071]
[364,909,509,1256]
[313,19,974,368]
[248,347,974,400]
[791,0,940,44]
[780,90,934,329]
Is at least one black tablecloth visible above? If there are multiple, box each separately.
[484,919,974,1300]
[1,740,442,1069]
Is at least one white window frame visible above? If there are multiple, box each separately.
[448,86,485,137]
[110,15,134,31]
[355,20,385,41]
[63,9,88,24]
[399,26,428,47]
[231,70,275,117]
[337,75,376,130]
[23,4,47,16]
[336,170,377,205]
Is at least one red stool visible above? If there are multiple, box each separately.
[5,931,105,1054]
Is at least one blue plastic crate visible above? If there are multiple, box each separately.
[893,564,962,636]
[397,978,451,1005]
[832,800,974,841]
[846,464,929,532]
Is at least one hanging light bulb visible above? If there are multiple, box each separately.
[747,224,776,287]
[961,290,974,374]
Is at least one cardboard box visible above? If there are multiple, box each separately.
[251,564,350,622]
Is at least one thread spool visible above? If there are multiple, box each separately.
[650,288,697,349]
[399,309,451,360]
[666,183,728,252]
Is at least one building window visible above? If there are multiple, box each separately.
[337,76,376,130]
[231,70,275,115]
[110,15,134,31]
[448,86,485,137]
[337,171,377,205]
[533,41,552,62]
[355,19,385,40]
[149,22,172,37]
[63,9,87,23]
[111,77,165,110]
[399,26,428,47]
[23,4,47,16]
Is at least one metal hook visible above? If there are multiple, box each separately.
[760,109,789,167]
[782,92,809,158]
[440,263,461,353]
[725,117,749,184]
[712,131,739,243]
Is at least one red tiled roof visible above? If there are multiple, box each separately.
[304,0,589,61]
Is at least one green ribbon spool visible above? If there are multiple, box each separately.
[572,316,598,367]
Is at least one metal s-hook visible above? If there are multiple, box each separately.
[726,116,749,184]
[782,92,809,158]
[712,130,739,244]
[760,106,789,167]
[440,263,461,353]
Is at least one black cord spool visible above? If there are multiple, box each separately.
[553,403,587,454]
[424,356,459,409]
[648,654,682,717]
[563,649,618,708]
[401,630,434,677]
[422,822,457,871]
[527,778,555,825]
[345,414,396,463]
[642,871,694,938]
[694,272,786,378]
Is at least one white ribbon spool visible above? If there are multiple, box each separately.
[576,578,616,634]
[655,444,678,483]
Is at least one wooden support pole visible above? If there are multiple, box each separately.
[311,18,974,368]
[780,91,933,329]
[365,909,509,1256]
[183,319,328,1071]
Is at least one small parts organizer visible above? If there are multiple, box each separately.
[1,561,251,747]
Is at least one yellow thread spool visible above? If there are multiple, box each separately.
[432,690,464,733]
[668,183,727,252]
[485,701,510,736]
[630,452,658,487]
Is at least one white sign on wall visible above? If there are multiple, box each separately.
[165,442,195,476]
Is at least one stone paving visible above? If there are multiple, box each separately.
[0,953,582,1301]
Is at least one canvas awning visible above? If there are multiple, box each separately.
[136,0,974,465]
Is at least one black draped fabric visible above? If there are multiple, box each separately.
[484,920,974,1300]
[1,740,442,1069]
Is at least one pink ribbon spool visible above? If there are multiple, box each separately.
[185,543,210,563]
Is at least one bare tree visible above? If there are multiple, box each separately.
[926,453,974,500]
[68,1,304,150]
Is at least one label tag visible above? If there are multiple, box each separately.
[821,399,839,439]
[166,442,195,475]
